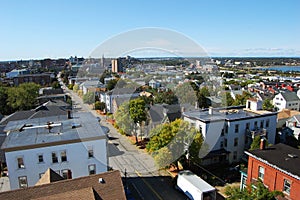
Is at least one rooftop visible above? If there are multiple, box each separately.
[183,106,276,123]
[0,170,126,200]
[246,143,300,180]
[1,112,106,151]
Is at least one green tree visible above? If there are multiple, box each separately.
[250,136,269,150]
[7,83,40,111]
[82,91,95,104]
[199,86,210,97]
[221,92,234,106]
[107,79,118,91]
[73,84,79,92]
[129,98,147,143]
[115,101,134,135]
[263,99,274,111]
[0,86,10,115]
[175,82,197,105]
[225,181,283,200]
[154,91,178,105]
[153,147,173,169]
[233,91,252,106]
[94,101,106,111]
[146,119,203,169]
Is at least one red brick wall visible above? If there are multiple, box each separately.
[247,156,300,200]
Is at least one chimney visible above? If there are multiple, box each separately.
[67,110,72,119]
[260,138,266,150]
[208,107,213,115]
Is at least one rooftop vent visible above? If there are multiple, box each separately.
[98,178,105,184]
[288,154,298,158]
[71,123,81,129]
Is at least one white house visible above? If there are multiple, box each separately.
[105,88,140,113]
[1,112,108,190]
[183,99,277,165]
[273,91,300,111]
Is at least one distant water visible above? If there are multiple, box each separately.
[260,66,300,72]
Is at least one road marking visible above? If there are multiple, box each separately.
[135,170,164,200]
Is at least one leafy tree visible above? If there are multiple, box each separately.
[51,81,60,89]
[199,86,210,97]
[7,83,40,111]
[114,101,134,135]
[263,99,274,111]
[221,92,234,106]
[73,84,79,92]
[107,79,118,91]
[67,84,74,90]
[233,91,252,106]
[82,91,95,104]
[129,98,147,143]
[94,101,106,111]
[225,181,283,200]
[175,82,197,105]
[153,147,174,169]
[250,136,269,150]
[154,91,178,105]
[0,86,10,115]
[146,119,203,169]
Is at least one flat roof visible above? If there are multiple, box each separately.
[183,107,277,122]
[246,143,300,180]
[1,112,106,151]
[178,170,215,192]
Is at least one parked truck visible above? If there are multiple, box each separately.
[176,170,216,200]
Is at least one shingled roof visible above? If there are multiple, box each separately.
[0,170,126,200]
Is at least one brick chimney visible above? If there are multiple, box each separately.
[260,138,266,150]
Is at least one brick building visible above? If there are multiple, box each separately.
[241,142,300,200]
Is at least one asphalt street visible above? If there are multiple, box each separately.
[65,87,186,200]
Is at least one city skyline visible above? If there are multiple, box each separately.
[0,0,299,60]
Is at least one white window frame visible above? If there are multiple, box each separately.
[258,166,264,181]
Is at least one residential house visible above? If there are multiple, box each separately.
[1,112,108,189]
[149,79,161,89]
[273,92,300,111]
[242,142,300,200]
[0,170,126,200]
[105,88,140,113]
[183,99,277,165]
[277,109,300,128]
[285,114,300,140]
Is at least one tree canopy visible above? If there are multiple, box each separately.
[225,181,283,200]
[114,101,134,135]
[146,119,203,168]
[7,83,40,111]
[82,91,95,104]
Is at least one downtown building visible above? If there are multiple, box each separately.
[1,112,108,190]
[183,98,277,165]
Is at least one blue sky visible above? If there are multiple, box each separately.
[0,0,299,60]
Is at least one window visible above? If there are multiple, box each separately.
[221,128,224,136]
[254,121,258,128]
[52,152,58,163]
[61,150,67,162]
[224,124,228,133]
[88,146,94,158]
[288,103,291,106]
[224,139,227,147]
[199,126,203,133]
[233,151,237,160]
[61,169,72,179]
[234,138,238,146]
[246,122,250,130]
[258,166,264,180]
[88,164,96,175]
[18,176,28,188]
[235,124,239,133]
[260,120,264,128]
[266,119,269,128]
[38,154,44,163]
[17,157,25,169]
[283,179,291,194]
[220,141,224,148]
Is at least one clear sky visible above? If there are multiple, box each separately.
[0,0,299,60]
